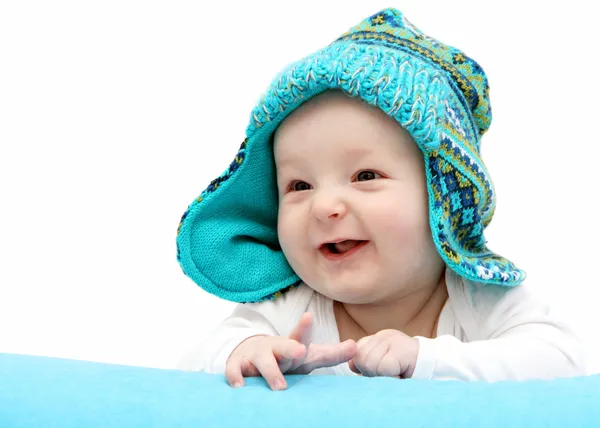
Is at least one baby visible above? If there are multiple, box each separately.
[175,8,586,390]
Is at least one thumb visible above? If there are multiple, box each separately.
[288,312,313,347]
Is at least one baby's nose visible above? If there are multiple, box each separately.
[311,190,348,222]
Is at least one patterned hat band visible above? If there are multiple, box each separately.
[176,8,525,303]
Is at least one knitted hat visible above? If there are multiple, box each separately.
[176,8,525,303]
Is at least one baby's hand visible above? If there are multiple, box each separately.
[349,329,419,378]
[225,312,357,390]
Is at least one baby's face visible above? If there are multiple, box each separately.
[274,91,444,304]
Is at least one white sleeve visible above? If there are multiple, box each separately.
[411,272,588,381]
[176,284,313,374]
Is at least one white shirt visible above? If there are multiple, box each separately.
[178,269,587,380]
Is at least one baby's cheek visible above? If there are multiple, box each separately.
[278,208,308,262]
[277,210,295,251]
[375,202,426,234]
[373,207,432,260]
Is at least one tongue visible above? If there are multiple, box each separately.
[334,240,362,253]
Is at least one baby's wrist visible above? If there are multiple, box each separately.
[403,337,420,378]
[408,336,437,380]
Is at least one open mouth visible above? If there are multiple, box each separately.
[319,240,369,259]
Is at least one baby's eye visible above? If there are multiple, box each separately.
[289,181,312,192]
[355,170,382,181]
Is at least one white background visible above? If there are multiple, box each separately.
[1,1,599,375]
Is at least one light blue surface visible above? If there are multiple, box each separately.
[1,353,599,427]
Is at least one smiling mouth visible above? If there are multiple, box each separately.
[319,240,370,260]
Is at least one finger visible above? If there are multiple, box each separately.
[355,336,388,377]
[251,352,288,391]
[348,359,360,374]
[355,335,375,358]
[352,335,375,371]
[288,312,313,347]
[294,339,358,374]
[273,339,307,361]
[363,343,390,377]
[376,352,402,377]
[272,339,307,373]
[225,358,246,388]
[356,334,373,348]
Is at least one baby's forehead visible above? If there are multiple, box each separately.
[276,90,373,126]
[273,91,415,157]
[278,93,385,137]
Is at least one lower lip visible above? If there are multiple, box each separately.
[320,241,370,261]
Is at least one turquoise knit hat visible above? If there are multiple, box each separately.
[176,8,525,303]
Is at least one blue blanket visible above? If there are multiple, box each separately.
[1,353,598,427]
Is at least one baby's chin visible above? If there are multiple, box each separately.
[310,282,384,304]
